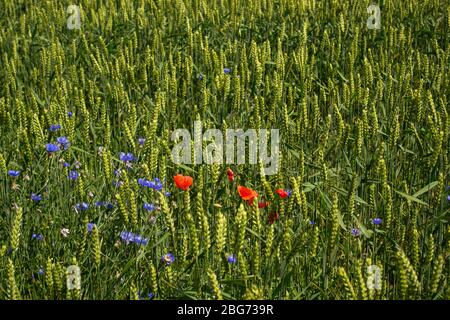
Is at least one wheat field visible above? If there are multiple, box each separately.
[0,0,449,300]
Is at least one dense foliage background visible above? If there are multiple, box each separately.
[0,0,449,299]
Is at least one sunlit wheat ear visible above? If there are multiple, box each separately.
[411,227,420,269]
[426,234,435,269]
[10,207,23,251]
[0,153,6,177]
[430,254,444,295]
[159,192,176,245]
[186,211,199,258]
[53,262,64,299]
[207,269,222,300]
[115,192,129,224]
[355,260,368,300]
[92,226,101,267]
[330,195,339,251]
[397,249,421,297]
[7,259,20,300]
[149,262,158,296]
[338,267,356,300]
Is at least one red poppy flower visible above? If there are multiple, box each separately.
[226,168,234,182]
[275,188,289,199]
[237,185,258,204]
[258,201,270,209]
[174,174,193,191]
[268,212,279,225]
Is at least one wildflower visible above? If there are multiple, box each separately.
[68,170,79,180]
[138,178,163,191]
[38,268,45,275]
[120,231,148,246]
[57,136,70,150]
[60,228,70,237]
[95,201,104,207]
[119,152,135,162]
[87,223,95,233]
[165,191,171,197]
[224,68,232,74]
[67,111,73,118]
[447,195,450,201]
[198,73,204,80]
[275,188,291,199]
[75,202,89,211]
[174,174,193,191]
[268,211,279,225]
[309,220,315,226]
[31,233,43,241]
[49,124,61,132]
[226,168,234,181]
[74,161,81,169]
[138,137,146,146]
[143,203,156,211]
[46,143,60,153]
[258,201,270,208]
[227,254,237,263]
[351,228,361,237]
[138,291,155,300]
[98,146,103,155]
[63,162,70,167]
[372,218,382,225]
[162,253,175,265]
[106,203,114,210]
[237,186,258,204]
[8,170,20,177]
[31,193,42,202]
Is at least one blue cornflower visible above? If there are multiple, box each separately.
[57,136,70,150]
[95,201,104,207]
[67,111,73,118]
[106,203,114,210]
[138,291,154,300]
[165,191,171,197]
[351,228,361,236]
[309,220,315,226]
[447,195,450,201]
[75,202,89,211]
[138,137,146,146]
[372,218,382,225]
[119,152,135,162]
[38,268,45,275]
[224,68,232,74]
[120,231,148,246]
[31,193,42,201]
[138,178,150,187]
[31,233,44,241]
[162,253,175,266]
[49,124,61,132]
[138,178,163,191]
[227,254,237,263]
[68,170,79,180]
[46,143,60,153]
[120,231,134,243]
[198,73,204,80]
[8,170,20,177]
[87,223,95,233]
[63,162,70,167]
[143,203,156,211]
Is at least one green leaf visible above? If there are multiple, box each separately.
[394,190,428,206]
[412,181,438,198]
